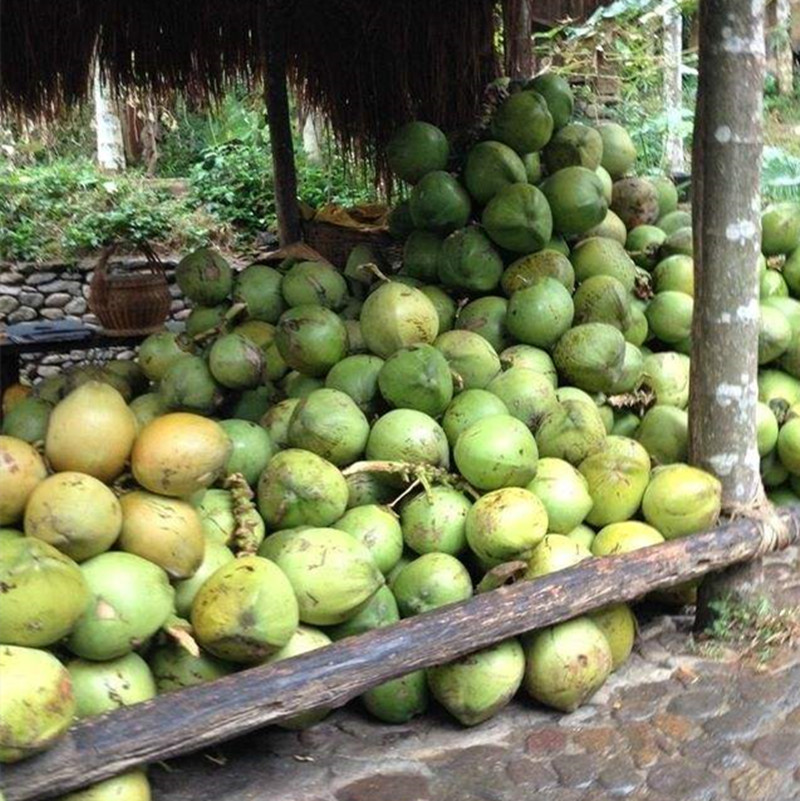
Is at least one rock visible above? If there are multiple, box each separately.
[0,295,20,315]
[0,284,21,296]
[64,297,87,315]
[26,271,57,285]
[8,307,36,323]
[40,308,66,321]
[36,279,81,294]
[37,365,62,377]
[0,271,25,285]
[45,292,71,308]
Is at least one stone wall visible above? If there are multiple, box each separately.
[1,258,188,383]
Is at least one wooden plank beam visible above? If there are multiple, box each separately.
[258,6,301,245]
[3,507,798,801]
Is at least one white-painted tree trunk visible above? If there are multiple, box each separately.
[94,69,126,172]
[662,4,686,175]
[690,0,767,627]
[301,111,325,166]
[774,0,794,95]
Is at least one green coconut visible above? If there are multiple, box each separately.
[646,291,694,345]
[281,261,348,310]
[757,401,780,456]
[454,414,539,491]
[67,652,155,718]
[526,458,593,534]
[626,225,667,269]
[463,140,527,205]
[362,670,429,724]
[778,416,800,474]
[523,617,612,712]
[67,552,174,660]
[591,521,665,556]
[553,323,626,394]
[263,626,334,729]
[535,399,607,466]
[366,409,450,468]
[635,405,689,465]
[325,354,384,414]
[759,304,792,364]
[499,345,558,386]
[434,330,502,391]
[231,263,285,323]
[361,282,440,358]
[129,393,166,431]
[1,397,52,443]
[653,255,694,296]
[660,226,694,258]
[526,73,574,129]
[761,270,789,299]
[427,638,525,726]
[490,91,554,154]
[392,552,472,617]
[59,772,151,801]
[420,285,457,333]
[501,250,576,295]
[441,389,509,447]
[540,166,608,237]
[505,277,574,349]
[783,248,800,295]
[0,645,76,763]
[486,367,558,429]
[138,333,196,383]
[642,351,691,408]
[260,398,299,449]
[175,247,232,305]
[456,296,512,352]
[438,226,504,293]
[543,123,603,172]
[641,464,722,539]
[333,505,404,575]
[159,355,223,415]
[570,236,637,291]
[287,388,370,467]
[194,487,265,552]
[611,177,660,229]
[260,527,384,625]
[582,209,628,245]
[523,152,543,183]
[403,231,443,282]
[524,533,591,580]
[481,183,553,253]
[409,171,471,234]
[387,121,449,184]
[566,524,596,550]
[0,538,89,647]
[399,486,472,556]
[327,584,400,639]
[208,333,265,389]
[173,540,235,618]
[761,202,800,256]
[282,371,325,398]
[762,450,790,487]
[275,305,349,377]
[187,304,230,338]
[651,176,679,217]
[590,603,636,670]
[465,487,548,567]
[149,641,235,692]
[573,275,633,332]
[191,554,299,663]
[579,436,651,527]
[377,345,454,417]
[759,369,800,406]
[597,123,637,178]
[25,471,122,562]
[257,449,348,529]
[219,419,275,486]
[657,209,692,235]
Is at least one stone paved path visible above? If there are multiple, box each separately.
[151,551,800,801]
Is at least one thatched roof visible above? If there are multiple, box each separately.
[1,0,499,175]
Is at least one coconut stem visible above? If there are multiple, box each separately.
[342,460,481,500]
[223,472,262,555]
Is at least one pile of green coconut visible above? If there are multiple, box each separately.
[2,71,800,800]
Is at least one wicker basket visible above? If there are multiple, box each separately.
[301,219,402,269]
[89,244,171,336]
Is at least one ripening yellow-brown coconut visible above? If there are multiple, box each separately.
[0,436,48,525]
[45,382,137,483]
[131,413,232,498]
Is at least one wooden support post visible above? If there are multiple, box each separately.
[258,5,301,245]
[690,0,767,629]
[502,0,534,79]
[2,509,798,801]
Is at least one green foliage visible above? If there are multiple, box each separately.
[762,146,800,203]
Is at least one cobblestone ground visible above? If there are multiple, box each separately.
[152,551,800,801]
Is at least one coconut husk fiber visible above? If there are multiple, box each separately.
[1,0,499,183]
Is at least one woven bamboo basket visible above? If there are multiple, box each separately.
[89,244,171,336]
[301,218,403,269]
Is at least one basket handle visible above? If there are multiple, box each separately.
[89,244,117,309]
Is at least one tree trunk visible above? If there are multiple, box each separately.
[690,0,766,630]
[662,3,686,175]
[258,7,301,245]
[502,0,534,79]
[773,0,794,95]
[93,69,125,172]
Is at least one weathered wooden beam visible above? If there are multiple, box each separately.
[3,507,798,801]
[258,6,301,245]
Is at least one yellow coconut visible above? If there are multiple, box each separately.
[0,436,48,525]
[131,413,232,497]
[45,381,137,483]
